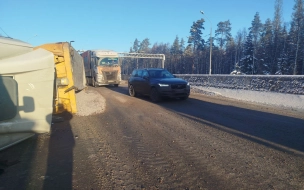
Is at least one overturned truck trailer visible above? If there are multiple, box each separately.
[0,38,86,151]
[0,37,55,150]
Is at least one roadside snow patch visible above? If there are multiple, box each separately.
[192,86,304,111]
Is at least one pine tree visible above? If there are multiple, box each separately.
[171,36,180,55]
[180,38,185,54]
[214,20,232,73]
[272,0,284,74]
[248,12,263,74]
[132,39,140,53]
[188,19,205,51]
[240,33,256,74]
[234,29,247,72]
[139,38,150,52]
[289,0,304,75]
[260,19,273,74]
[215,20,232,50]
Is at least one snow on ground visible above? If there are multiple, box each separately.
[191,86,304,111]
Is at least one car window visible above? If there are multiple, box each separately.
[137,70,143,77]
[142,70,149,78]
[148,70,174,78]
[131,70,137,77]
[161,70,174,78]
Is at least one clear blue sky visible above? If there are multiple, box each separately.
[0,0,294,53]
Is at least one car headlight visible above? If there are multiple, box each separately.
[187,82,190,86]
[158,83,169,87]
[97,74,104,80]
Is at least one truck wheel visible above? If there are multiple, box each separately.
[150,88,161,102]
[93,78,97,87]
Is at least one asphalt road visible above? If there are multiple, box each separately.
[1,83,304,190]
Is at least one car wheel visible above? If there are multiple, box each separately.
[129,85,136,97]
[114,84,119,87]
[150,88,161,102]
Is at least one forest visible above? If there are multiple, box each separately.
[122,0,304,75]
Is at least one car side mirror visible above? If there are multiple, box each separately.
[173,75,176,78]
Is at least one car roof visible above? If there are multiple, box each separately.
[138,68,165,71]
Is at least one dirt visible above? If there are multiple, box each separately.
[1,83,304,190]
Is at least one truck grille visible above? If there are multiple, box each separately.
[171,84,186,89]
[103,71,117,80]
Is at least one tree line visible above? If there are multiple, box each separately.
[122,0,304,75]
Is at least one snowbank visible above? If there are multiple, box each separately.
[191,86,304,111]
[175,74,304,111]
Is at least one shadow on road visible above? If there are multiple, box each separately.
[161,97,304,156]
[108,85,304,156]
[0,112,75,189]
[0,134,38,188]
[43,111,75,190]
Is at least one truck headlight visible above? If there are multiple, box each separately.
[97,74,104,80]
[56,77,69,86]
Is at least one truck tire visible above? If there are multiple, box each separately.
[92,78,97,87]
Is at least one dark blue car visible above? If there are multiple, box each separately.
[128,68,190,102]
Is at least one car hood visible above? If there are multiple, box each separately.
[151,77,187,84]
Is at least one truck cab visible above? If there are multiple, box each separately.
[81,50,121,87]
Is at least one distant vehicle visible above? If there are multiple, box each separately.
[128,68,190,102]
[81,50,121,87]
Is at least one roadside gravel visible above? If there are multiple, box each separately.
[75,88,106,116]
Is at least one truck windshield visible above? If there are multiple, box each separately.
[98,57,119,66]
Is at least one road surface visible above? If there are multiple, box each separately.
[1,83,304,189]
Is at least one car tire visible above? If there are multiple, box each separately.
[129,85,136,97]
[114,84,119,87]
[150,88,161,102]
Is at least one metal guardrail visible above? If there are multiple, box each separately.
[122,74,304,95]
[118,52,165,68]
[176,74,304,95]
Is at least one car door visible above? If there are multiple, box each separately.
[140,70,151,95]
[132,69,143,93]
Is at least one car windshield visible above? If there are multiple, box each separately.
[148,70,174,78]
